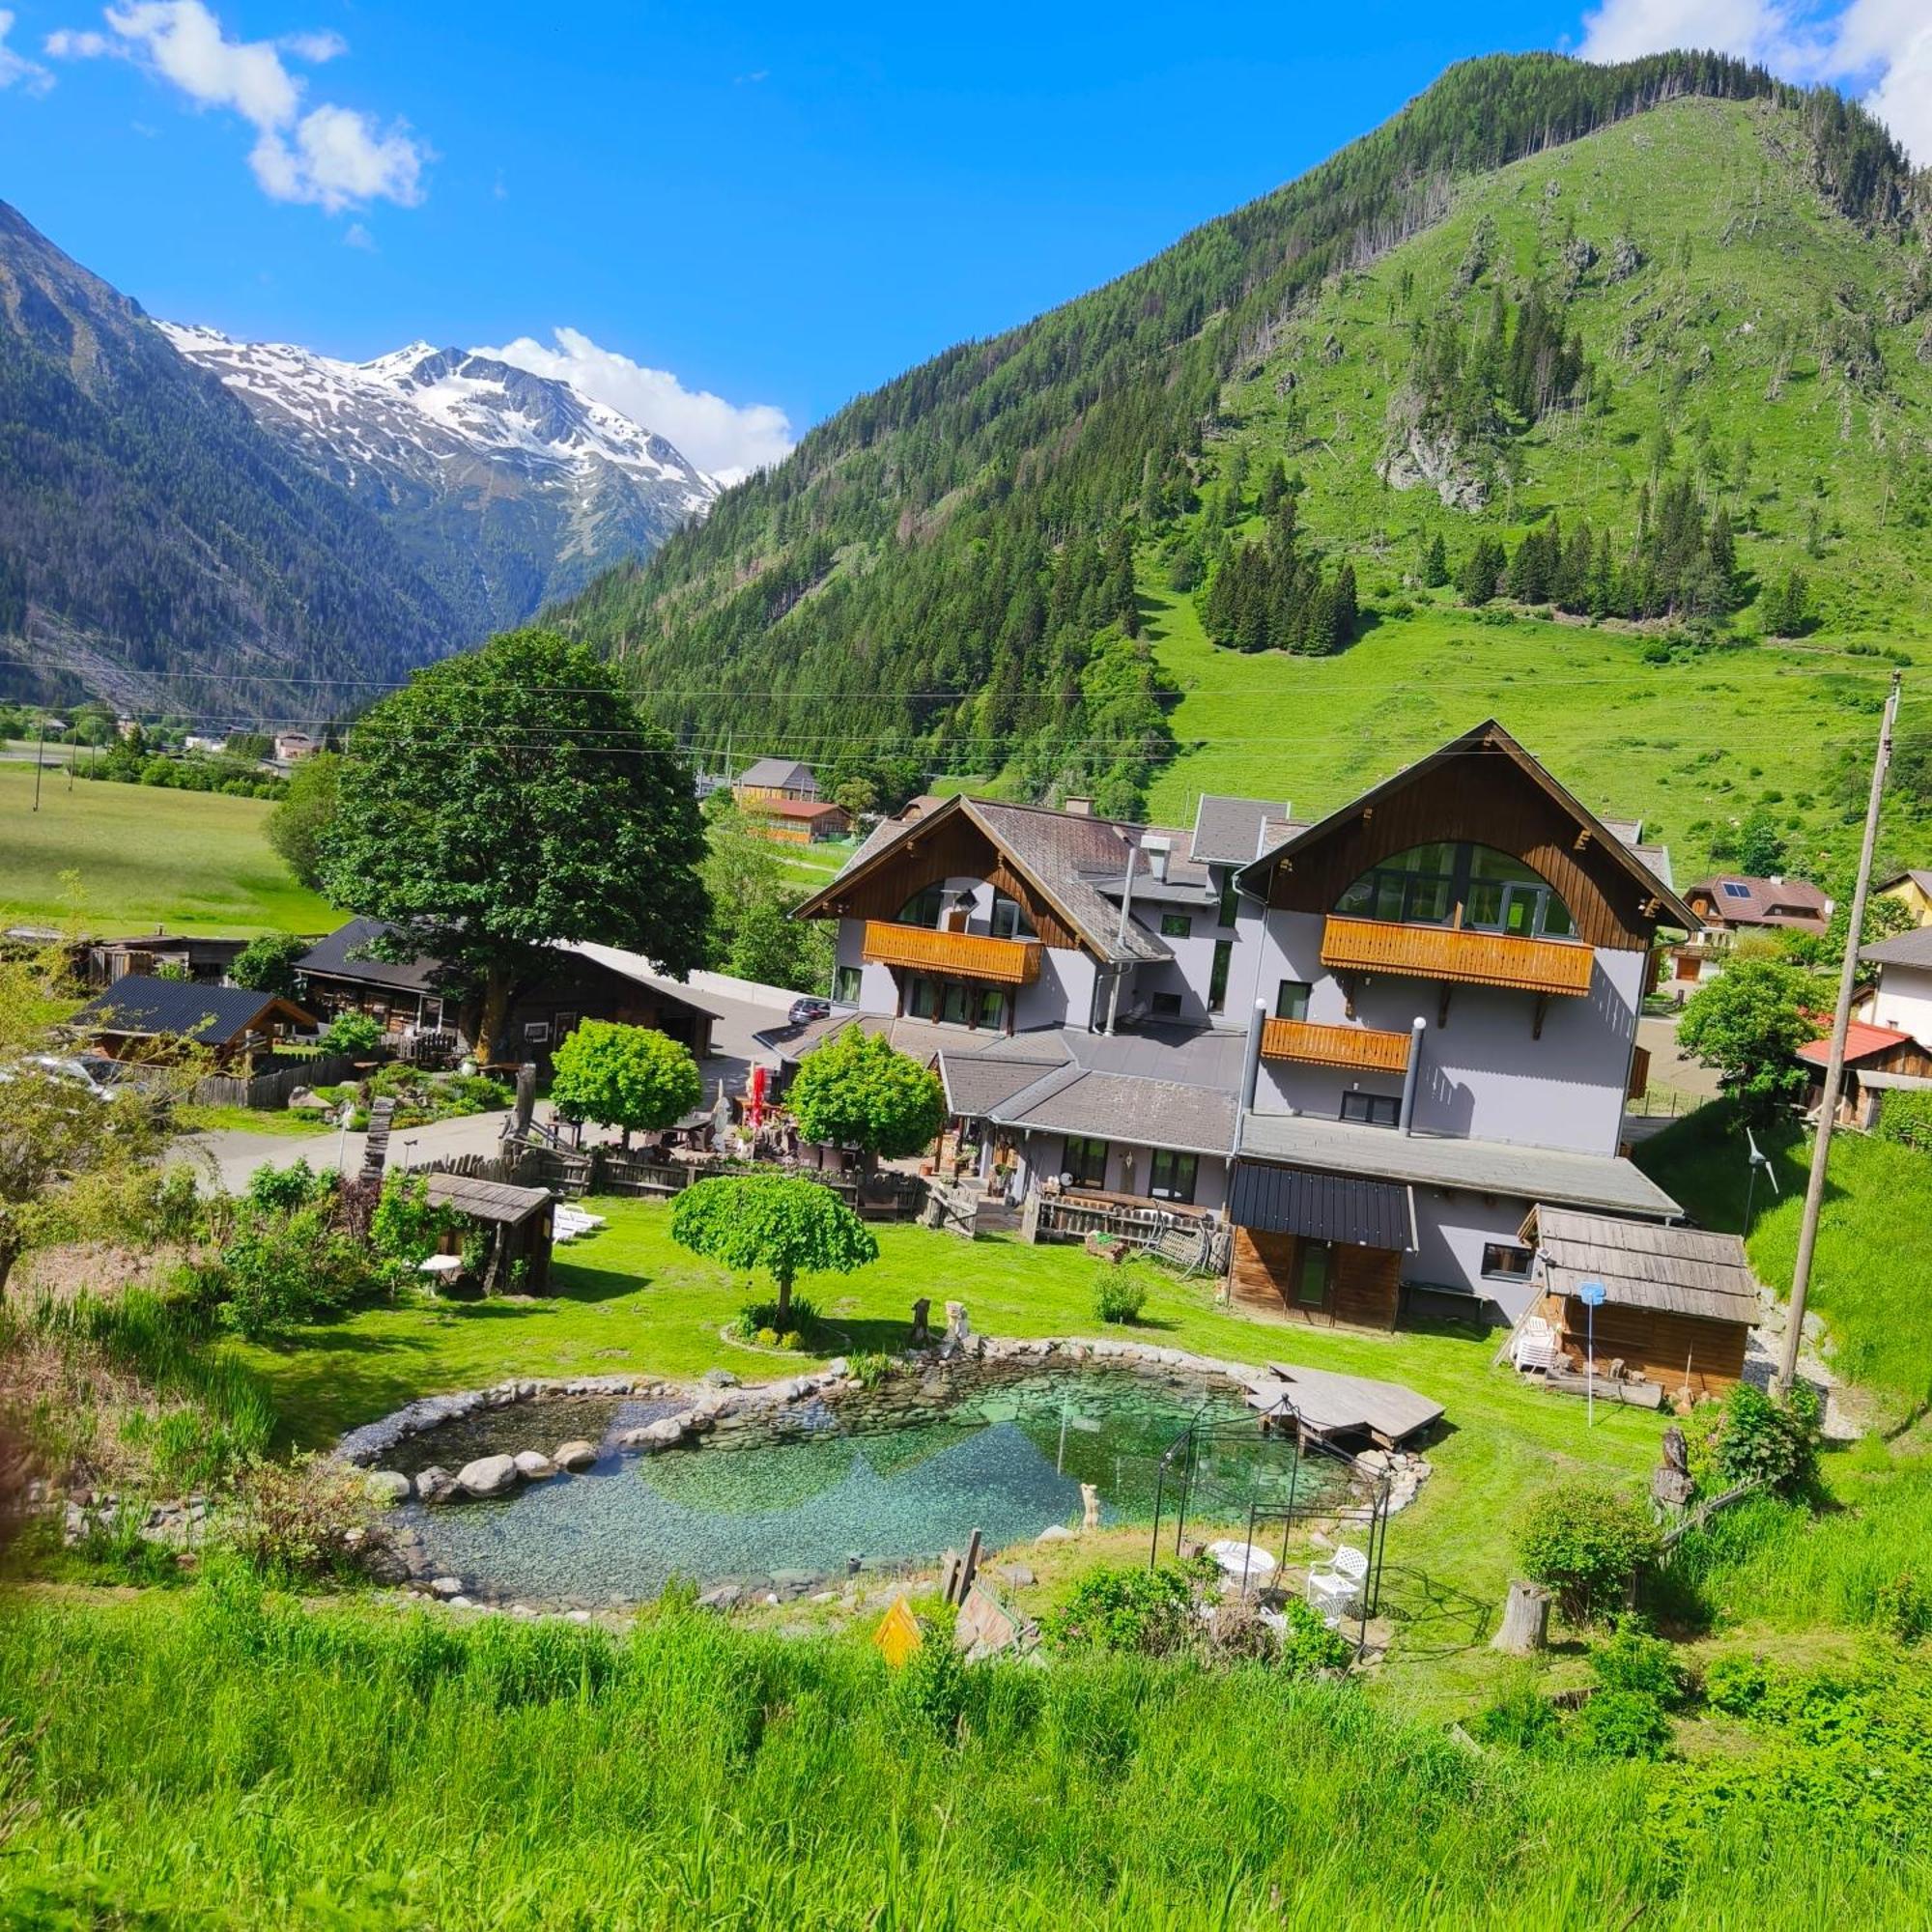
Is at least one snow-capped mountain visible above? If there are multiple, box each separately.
[159,324,719,635]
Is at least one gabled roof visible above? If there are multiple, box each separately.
[736,756,816,790]
[1190,794,1291,867]
[1523,1206,1757,1325]
[1877,868,1932,897]
[1684,874,1831,928]
[745,796,846,820]
[1236,720,1695,929]
[71,975,314,1044]
[423,1173,553,1226]
[1797,1022,1914,1067]
[298,917,441,993]
[1861,925,1932,970]
[793,793,1173,965]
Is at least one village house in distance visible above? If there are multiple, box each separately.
[731,756,852,843]
[783,722,1694,1328]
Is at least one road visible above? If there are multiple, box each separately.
[181,970,791,1193]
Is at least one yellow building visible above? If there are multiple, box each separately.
[1877,869,1932,928]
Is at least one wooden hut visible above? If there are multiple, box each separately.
[423,1173,555,1293]
[1521,1206,1756,1401]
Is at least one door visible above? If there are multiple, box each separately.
[1295,1240,1333,1312]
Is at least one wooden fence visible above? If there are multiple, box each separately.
[1021,1190,1230,1271]
[194,1051,360,1111]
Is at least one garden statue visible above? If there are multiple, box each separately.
[1651,1422,1694,1510]
[945,1300,970,1343]
[1080,1483,1100,1531]
[909,1297,932,1346]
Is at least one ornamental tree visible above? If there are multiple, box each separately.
[789,1025,946,1163]
[1675,958,1814,1112]
[669,1173,877,1329]
[549,1020,701,1149]
[318,630,709,1064]
[229,932,311,1000]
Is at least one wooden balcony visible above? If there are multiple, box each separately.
[1321,914,1594,997]
[1262,1016,1412,1073]
[861,919,1042,985]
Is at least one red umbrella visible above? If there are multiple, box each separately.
[748,1063,767,1131]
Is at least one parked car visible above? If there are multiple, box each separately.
[787,997,832,1026]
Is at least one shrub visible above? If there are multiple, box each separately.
[1094,1269,1148,1325]
[1515,1479,1662,1626]
[1703,1382,1822,1497]
[369,1171,461,1269]
[733,1295,821,1343]
[224,1455,384,1580]
[1470,1678,1561,1752]
[1588,1619,1689,1708]
[244,1157,333,1215]
[196,1203,368,1338]
[894,1623,973,1740]
[1041,1560,1211,1658]
[322,1011,384,1055]
[847,1350,900,1389]
[1274,1596,1356,1677]
[1572,1689,1672,1760]
[1875,1573,1931,1645]
[1704,1654,1771,1715]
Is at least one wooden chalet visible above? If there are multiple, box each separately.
[423,1173,555,1293]
[69,974,316,1068]
[732,757,819,804]
[1521,1206,1756,1400]
[1797,1021,1932,1128]
[743,796,852,844]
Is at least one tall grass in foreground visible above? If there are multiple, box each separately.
[1,1579,1925,1931]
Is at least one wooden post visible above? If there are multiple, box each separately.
[1492,1579,1551,1654]
[957,1528,981,1605]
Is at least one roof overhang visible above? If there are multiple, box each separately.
[1229,1160,1416,1251]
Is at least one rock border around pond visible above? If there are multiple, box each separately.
[335,1333,1435,1518]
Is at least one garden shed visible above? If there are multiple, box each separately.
[1520,1206,1756,1401]
[423,1173,556,1293]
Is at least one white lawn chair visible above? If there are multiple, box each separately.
[1509,1315,1559,1375]
[1307,1544,1370,1623]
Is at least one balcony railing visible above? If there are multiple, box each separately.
[1321,914,1594,997]
[861,919,1042,985]
[1262,1016,1412,1073]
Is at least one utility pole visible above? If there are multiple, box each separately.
[31,721,43,811]
[1776,668,1900,1395]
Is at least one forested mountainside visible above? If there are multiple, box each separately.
[556,50,1931,873]
[0,200,464,716]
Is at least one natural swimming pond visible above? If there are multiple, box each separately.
[396,1367,1350,1605]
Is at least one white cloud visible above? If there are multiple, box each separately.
[0,10,53,91]
[47,2,428,212]
[1577,0,1931,159]
[480,327,795,484]
[342,219,374,251]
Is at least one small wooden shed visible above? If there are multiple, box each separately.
[1521,1206,1756,1401]
[423,1173,555,1293]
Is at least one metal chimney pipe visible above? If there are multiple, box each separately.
[1399,1016,1427,1135]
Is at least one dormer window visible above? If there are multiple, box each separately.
[1336,842,1577,941]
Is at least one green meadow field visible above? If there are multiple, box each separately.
[0,763,339,937]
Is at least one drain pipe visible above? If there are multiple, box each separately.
[1240,999,1267,1113]
[1398,1016,1427,1136]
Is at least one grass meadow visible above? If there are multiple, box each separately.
[0,763,338,937]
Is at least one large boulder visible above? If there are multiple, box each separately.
[415,1466,457,1504]
[365,1470,413,1506]
[456,1454,521,1498]
[513,1450,558,1481]
[618,1418,685,1452]
[554,1440,598,1472]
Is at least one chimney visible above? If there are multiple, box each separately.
[1141,834,1173,884]
[1063,795,1093,817]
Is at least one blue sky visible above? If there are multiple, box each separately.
[0,2,1923,473]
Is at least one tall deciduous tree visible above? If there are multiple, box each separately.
[267,751,341,891]
[1676,958,1814,1111]
[549,1021,701,1149]
[789,1026,947,1163]
[669,1173,877,1328]
[319,631,709,1063]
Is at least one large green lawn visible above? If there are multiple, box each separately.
[0,763,339,936]
[230,1200,1664,1638]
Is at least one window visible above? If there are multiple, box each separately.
[898,882,947,928]
[1335,842,1577,941]
[1061,1136,1109,1188]
[1340,1091,1400,1127]
[1151,991,1182,1017]
[1159,912,1193,939]
[1295,1240,1332,1309]
[1275,980,1312,1022]
[988,892,1035,940]
[1482,1242,1534,1282]
[1149,1148,1198,1204]
[975,986,1008,1030]
[1720,881,1752,899]
[1217,868,1238,929]
[523,1020,551,1044]
[554,1009,579,1042]
[833,966,862,1005]
[1208,939,1233,1013]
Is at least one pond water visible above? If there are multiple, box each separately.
[397,1367,1346,1605]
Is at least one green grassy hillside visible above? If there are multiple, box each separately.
[1145,94,1931,870]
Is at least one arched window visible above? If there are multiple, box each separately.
[1336,842,1577,940]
